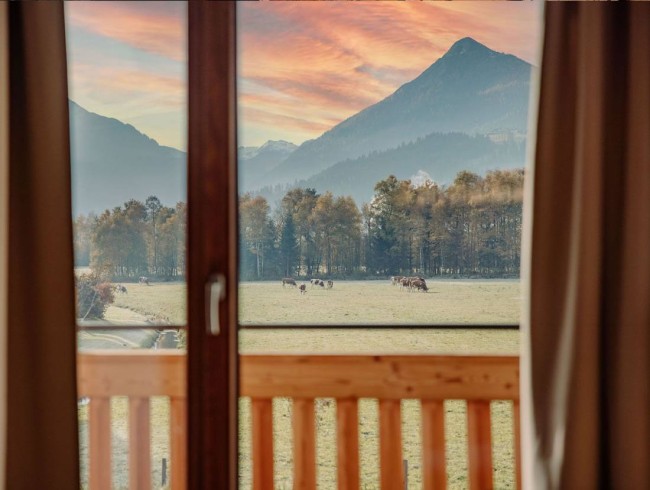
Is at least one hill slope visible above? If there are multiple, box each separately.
[262,37,531,186]
[70,101,186,215]
[239,140,297,190]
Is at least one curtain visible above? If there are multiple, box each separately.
[4,3,80,488]
[523,2,650,488]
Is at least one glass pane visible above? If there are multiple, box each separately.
[67,2,188,329]
[65,3,188,489]
[237,2,541,326]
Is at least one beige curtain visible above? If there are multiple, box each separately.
[4,3,80,488]
[523,2,650,488]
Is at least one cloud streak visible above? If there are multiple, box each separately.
[66,1,186,61]
[64,2,540,149]
[238,1,541,146]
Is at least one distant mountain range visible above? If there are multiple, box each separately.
[238,140,297,189]
[247,37,531,190]
[70,101,186,216]
[71,37,531,215]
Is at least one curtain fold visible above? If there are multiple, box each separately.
[5,3,80,488]
[524,2,650,488]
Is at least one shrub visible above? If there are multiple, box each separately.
[76,273,115,320]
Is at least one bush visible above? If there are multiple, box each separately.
[76,273,115,320]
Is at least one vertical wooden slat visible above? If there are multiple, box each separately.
[89,396,111,490]
[252,398,274,490]
[422,400,446,490]
[336,399,359,490]
[379,399,404,489]
[513,401,521,490]
[293,398,316,489]
[467,400,493,490]
[129,397,151,489]
[170,396,187,490]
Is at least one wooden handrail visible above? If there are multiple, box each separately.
[78,351,520,490]
[240,354,519,400]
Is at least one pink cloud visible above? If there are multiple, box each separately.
[238,1,541,145]
[66,2,186,61]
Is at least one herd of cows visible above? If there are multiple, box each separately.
[281,275,430,294]
[282,277,334,294]
[391,275,429,292]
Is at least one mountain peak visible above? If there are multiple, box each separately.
[444,37,494,58]
[259,140,297,152]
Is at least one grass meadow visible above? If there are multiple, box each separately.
[80,279,521,489]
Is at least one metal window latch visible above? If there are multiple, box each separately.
[206,274,226,336]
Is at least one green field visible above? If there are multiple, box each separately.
[81,279,521,489]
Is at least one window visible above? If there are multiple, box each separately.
[65,3,188,487]
[236,2,540,488]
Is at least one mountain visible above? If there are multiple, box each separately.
[239,140,297,190]
[260,37,532,187]
[256,132,525,206]
[69,101,186,215]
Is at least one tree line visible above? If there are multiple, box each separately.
[74,196,186,280]
[74,169,523,282]
[240,169,523,280]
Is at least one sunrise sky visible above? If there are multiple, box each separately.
[65,1,541,151]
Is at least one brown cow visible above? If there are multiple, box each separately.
[299,284,307,295]
[411,279,428,292]
[282,278,297,287]
[327,280,333,289]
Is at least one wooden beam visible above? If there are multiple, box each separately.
[252,399,274,490]
[78,351,186,398]
[422,400,446,490]
[293,399,316,490]
[129,397,151,489]
[467,401,493,490]
[89,396,111,490]
[379,399,403,489]
[336,399,359,490]
[170,396,187,490]
[241,355,519,400]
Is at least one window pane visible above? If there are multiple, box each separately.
[237,2,540,326]
[65,3,188,488]
[67,2,188,329]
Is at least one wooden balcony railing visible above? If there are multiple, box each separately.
[78,351,520,490]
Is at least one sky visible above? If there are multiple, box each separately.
[65,1,541,151]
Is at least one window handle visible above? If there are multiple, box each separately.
[206,274,226,336]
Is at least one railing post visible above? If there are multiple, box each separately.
[129,397,151,489]
[379,399,404,489]
[89,396,112,490]
[252,398,274,490]
[467,400,493,490]
[336,398,359,490]
[293,398,316,489]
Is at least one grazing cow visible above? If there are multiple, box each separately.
[282,277,297,287]
[400,277,410,290]
[116,284,127,294]
[299,284,307,295]
[139,276,150,286]
[327,280,333,289]
[391,276,403,286]
[411,279,428,292]
[318,280,325,288]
